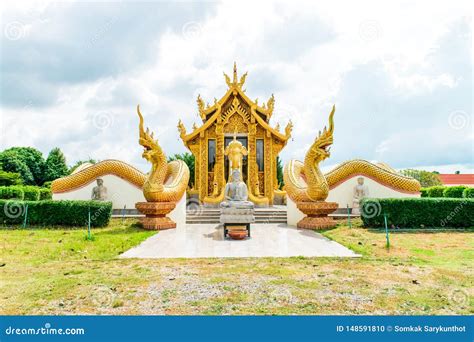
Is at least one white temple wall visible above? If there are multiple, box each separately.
[286,175,420,226]
[287,197,305,226]
[53,175,187,226]
[168,193,187,228]
[52,174,145,210]
[327,176,420,209]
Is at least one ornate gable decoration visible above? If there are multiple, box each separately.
[222,97,251,124]
[195,62,275,122]
[179,63,293,146]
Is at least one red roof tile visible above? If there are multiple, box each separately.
[438,174,474,185]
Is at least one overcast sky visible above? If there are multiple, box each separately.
[0,0,472,173]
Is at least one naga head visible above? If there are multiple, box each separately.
[311,105,335,161]
[137,105,166,165]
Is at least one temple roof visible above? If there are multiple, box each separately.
[438,174,474,185]
[178,63,292,145]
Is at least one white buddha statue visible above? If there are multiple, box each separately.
[91,178,107,201]
[352,177,369,214]
[220,169,252,208]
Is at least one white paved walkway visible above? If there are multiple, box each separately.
[120,223,358,259]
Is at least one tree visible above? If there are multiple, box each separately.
[0,147,46,185]
[168,153,195,188]
[0,150,35,184]
[276,156,284,189]
[400,169,442,187]
[68,158,97,174]
[44,147,69,182]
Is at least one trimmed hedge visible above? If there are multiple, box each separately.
[420,188,429,197]
[22,186,40,201]
[0,200,112,227]
[424,185,473,198]
[427,186,447,198]
[443,185,467,198]
[463,188,474,198]
[0,186,24,200]
[39,187,52,200]
[0,185,51,201]
[361,197,474,228]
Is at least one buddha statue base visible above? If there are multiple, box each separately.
[296,201,338,229]
[135,202,176,230]
[220,201,255,224]
[220,169,255,236]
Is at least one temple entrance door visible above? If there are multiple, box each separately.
[224,136,248,184]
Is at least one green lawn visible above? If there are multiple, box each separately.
[0,218,472,315]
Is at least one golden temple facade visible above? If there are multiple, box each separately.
[178,63,292,206]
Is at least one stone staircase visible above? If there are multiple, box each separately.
[112,206,356,222]
[186,206,287,224]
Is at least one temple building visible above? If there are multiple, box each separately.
[178,63,293,206]
[50,64,421,219]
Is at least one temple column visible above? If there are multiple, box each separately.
[199,133,207,202]
[248,123,257,195]
[264,132,274,205]
[215,123,225,193]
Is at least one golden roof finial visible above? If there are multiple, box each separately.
[233,61,238,84]
[285,120,293,138]
[196,94,206,121]
[267,94,275,117]
[177,119,187,138]
[224,62,247,89]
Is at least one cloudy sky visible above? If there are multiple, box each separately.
[1,0,472,173]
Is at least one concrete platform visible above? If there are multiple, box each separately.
[120,223,359,259]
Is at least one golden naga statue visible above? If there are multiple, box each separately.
[51,159,146,193]
[284,105,420,229]
[284,105,336,202]
[136,105,189,203]
[284,105,421,202]
[284,105,338,229]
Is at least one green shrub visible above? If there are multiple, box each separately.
[42,181,52,188]
[0,200,112,227]
[0,185,51,201]
[0,170,23,186]
[420,188,429,197]
[39,187,52,200]
[0,186,24,200]
[463,188,474,198]
[443,185,467,198]
[427,186,447,198]
[361,197,474,228]
[22,186,40,201]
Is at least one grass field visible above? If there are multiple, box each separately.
[0,218,472,315]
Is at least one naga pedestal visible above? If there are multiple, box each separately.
[296,201,338,229]
[135,202,176,230]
